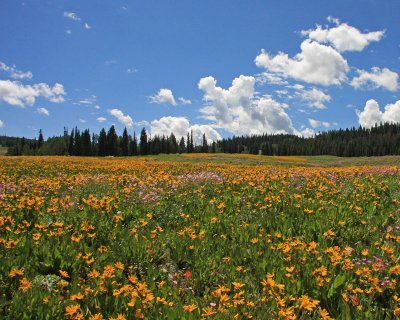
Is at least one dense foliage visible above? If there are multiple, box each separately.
[3,123,400,157]
[0,155,399,319]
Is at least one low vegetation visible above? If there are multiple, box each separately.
[0,155,399,319]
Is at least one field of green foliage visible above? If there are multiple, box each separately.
[0,155,399,319]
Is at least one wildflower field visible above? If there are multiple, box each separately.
[0,155,399,320]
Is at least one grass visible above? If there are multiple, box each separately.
[0,146,8,156]
[150,153,400,167]
[0,155,399,319]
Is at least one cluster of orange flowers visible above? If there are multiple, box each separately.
[0,156,399,319]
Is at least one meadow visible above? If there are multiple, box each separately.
[0,155,399,319]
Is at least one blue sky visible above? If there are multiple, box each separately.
[0,0,399,143]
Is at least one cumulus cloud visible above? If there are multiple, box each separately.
[97,117,107,123]
[189,124,222,144]
[63,11,81,21]
[0,119,4,128]
[0,80,66,107]
[149,88,177,106]
[300,127,315,138]
[255,40,349,86]
[308,118,331,129]
[0,61,33,80]
[322,121,330,128]
[308,118,320,128]
[294,87,331,109]
[84,23,91,29]
[108,109,133,128]
[37,107,49,116]
[302,18,384,52]
[151,116,190,138]
[150,116,221,143]
[351,67,399,91]
[356,99,400,128]
[178,97,191,105]
[198,75,297,135]
[255,72,288,85]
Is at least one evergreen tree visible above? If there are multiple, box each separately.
[81,129,92,156]
[140,127,148,155]
[169,133,178,154]
[107,125,119,156]
[38,129,44,149]
[68,129,74,155]
[98,128,107,156]
[74,127,82,156]
[178,136,185,153]
[211,141,216,153]
[190,130,194,152]
[121,127,129,156]
[202,133,208,153]
[129,132,138,156]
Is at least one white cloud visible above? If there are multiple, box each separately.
[151,116,190,138]
[178,97,192,105]
[63,11,81,21]
[295,87,331,109]
[126,68,138,74]
[79,118,87,123]
[300,127,315,138]
[149,88,177,106]
[0,80,66,107]
[108,109,133,128]
[255,39,349,86]
[356,99,400,128]
[322,121,330,128]
[302,19,384,52]
[308,118,320,128]
[37,107,49,116]
[255,72,288,85]
[198,75,297,135]
[189,124,222,144]
[0,119,4,128]
[0,61,33,80]
[150,116,221,143]
[97,117,107,123]
[308,118,331,129]
[351,67,399,91]
[66,29,72,35]
[84,23,91,29]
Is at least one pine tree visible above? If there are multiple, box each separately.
[211,141,216,153]
[98,128,107,156]
[140,128,148,155]
[38,129,44,149]
[121,127,129,156]
[202,133,208,153]
[107,125,119,156]
[169,133,178,154]
[190,130,194,152]
[68,129,74,155]
[74,127,82,156]
[81,129,92,156]
[186,132,191,153]
[129,132,138,156]
[178,136,185,153]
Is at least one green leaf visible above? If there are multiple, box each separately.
[328,274,346,299]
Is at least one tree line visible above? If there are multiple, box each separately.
[4,126,212,156]
[2,122,400,157]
